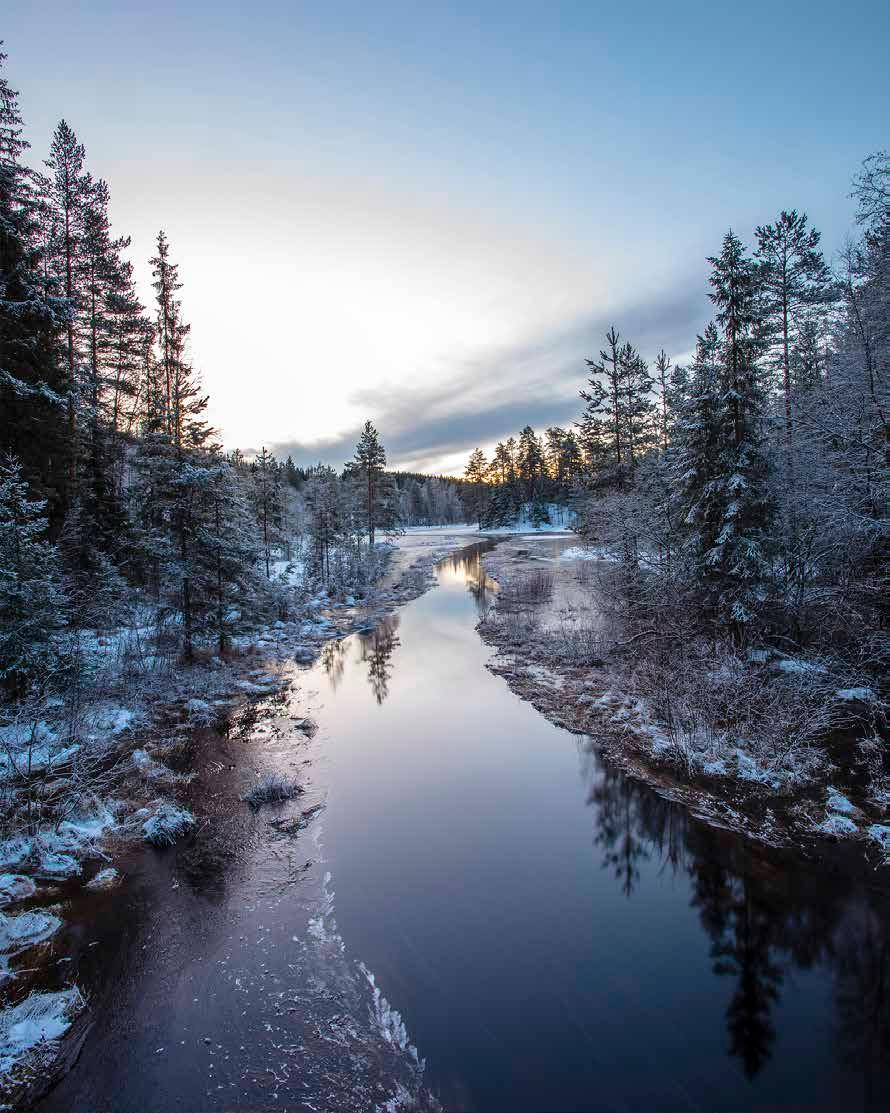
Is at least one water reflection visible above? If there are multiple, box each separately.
[581,736,890,1099]
[358,615,400,705]
[438,542,498,614]
[321,637,349,691]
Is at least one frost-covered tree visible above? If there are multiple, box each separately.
[0,50,68,524]
[250,446,282,577]
[671,233,774,639]
[463,447,489,527]
[0,455,66,697]
[348,421,397,546]
[754,210,833,453]
[39,121,93,500]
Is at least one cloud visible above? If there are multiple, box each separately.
[266,278,709,474]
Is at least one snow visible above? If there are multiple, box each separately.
[0,908,62,962]
[86,706,136,738]
[0,838,33,870]
[185,698,213,724]
[360,962,416,1059]
[0,876,36,906]
[142,803,194,846]
[817,814,858,837]
[867,825,890,859]
[559,545,617,562]
[0,987,85,1079]
[0,721,80,780]
[86,867,121,890]
[835,687,878,702]
[774,657,827,675]
[826,787,856,815]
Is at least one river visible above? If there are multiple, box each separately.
[39,538,889,1112]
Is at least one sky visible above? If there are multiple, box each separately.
[4,1,888,474]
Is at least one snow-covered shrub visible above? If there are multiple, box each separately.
[242,773,302,807]
[142,803,194,846]
[0,987,85,1081]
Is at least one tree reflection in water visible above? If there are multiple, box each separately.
[321,637,349,691]
[580,736,890,1102]
[439,542,498,615]
[358,614,400,705]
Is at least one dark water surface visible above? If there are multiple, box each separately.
[41,540,889,1112]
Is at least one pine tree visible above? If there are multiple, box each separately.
[251,446,282,577]
[193,457,258,655]
[0,49,68,525]
[708,231,761,450]
[463,448,489,527]
[579,326,624,486]
[653,350,673,453]
[754,210,832,452]
[133,233,216,659]
[516,425,545,502]
[617,341,656,477]
[675,232,775,639]
[348,421,396,546]
[39,121,93,502]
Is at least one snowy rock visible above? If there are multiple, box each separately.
[0,876,36,907]
[293,646,315,664]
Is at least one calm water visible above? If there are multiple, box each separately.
[313,542,889,1112]
[39,539,889,1112]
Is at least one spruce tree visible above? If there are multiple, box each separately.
[0,49,68,525]
[754,210,832,452]
[463,448,490,527]
[349,421,395,546]
[40,121,92,502]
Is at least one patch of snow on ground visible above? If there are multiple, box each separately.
[774,657,827,675]
[835,687,877,702]
[827,788,856,815]
[0,987,85,1079]
[818,814,858,837]
[0,908,62,973]
[0,876,35,907]
[559,545,617,562]
[867,825,890,859]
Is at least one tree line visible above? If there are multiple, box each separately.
[464,425,584,527]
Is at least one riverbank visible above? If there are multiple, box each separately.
[477,538,890,870]
[0,530,473,1110]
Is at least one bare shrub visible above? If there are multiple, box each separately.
[498,570,554,607]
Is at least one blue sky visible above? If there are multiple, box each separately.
[5,1,888,472]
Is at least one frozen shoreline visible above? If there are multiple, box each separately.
[476,539,890,870]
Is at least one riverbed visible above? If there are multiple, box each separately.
[38,537,890,1112]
